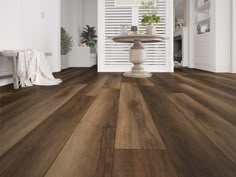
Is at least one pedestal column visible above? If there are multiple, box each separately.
[123,40,152,78]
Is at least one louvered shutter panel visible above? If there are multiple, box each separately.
[98,0,173,72]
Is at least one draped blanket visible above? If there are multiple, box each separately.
[18,50,62,87]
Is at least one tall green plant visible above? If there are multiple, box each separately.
[61,27,73,55]
[141,0,160,26]
[81,25,97,48]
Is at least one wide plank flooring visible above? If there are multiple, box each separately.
[0,67,236,177]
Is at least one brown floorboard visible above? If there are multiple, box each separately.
[0,94,94,177]
[140,86,236,177]
[178,84,236,126]
[0,84,86,157]
[168,93,236,165]
[44,89,119,177]
[115,83,165,150]
[0,67,236,177]
[112,150,179,177]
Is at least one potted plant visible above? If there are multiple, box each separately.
[141,1,160,35]
[80,25,97,49]
[61,27,72,69]
[61,27,73,55]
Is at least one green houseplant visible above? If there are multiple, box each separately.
[141,0,160,35]
[61,27,73,55]
[80,25,97,48]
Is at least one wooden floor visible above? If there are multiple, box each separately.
[0,66,236,177]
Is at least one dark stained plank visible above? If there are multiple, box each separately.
[0,86,45,108]
[1,67,236,177]
[219,73,236,80]
[105,73,122,89]
[178,84,236,126]
[168,93,236,165]
[112,150,179,177]
[136,78,154,86]
[44,89,120,177]
[194,72,236,87]
[184,74,236,97]
[0,86,64,124]
[174,73,236,106]
[140,86,236,177]
[0,84,86,157]
[122,76,137,84]
[115,83,165,150]
[0,94,94,177]
[0,67,84,111]
[0,84,14,98]
[80,74,111,96]
[150,74,182,93]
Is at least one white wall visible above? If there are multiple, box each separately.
[61,0,83,44]
[231,0,236,73]
[61,0,97,69]
[61,0,97,46]
[0,0,22,85]
[61,0,83,69]
[214,0,231,72]
[83,0,98,31]
[21,0,61,72]
[0,0,61,86]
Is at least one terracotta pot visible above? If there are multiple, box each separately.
[146,25,156,35]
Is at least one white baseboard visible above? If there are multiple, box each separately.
[0,77,13,86]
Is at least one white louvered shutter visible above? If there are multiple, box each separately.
[98,0,173,72]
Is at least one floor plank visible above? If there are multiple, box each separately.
[112,150,179,177]
[168,93,236,165]
[151,74,182,93]
[80,74,111,96]
[0,84,86,157]
[136,78,154,86]
[174,73,236,106]
[0,67,236,177]
[115,83,165,150]
[178,84,236,126]
[140,86,236,177]
[44,89,119,177]
[104,73,122,89]
[0,94,94,177]
[185,74,236,97]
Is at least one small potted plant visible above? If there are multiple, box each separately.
[61,27,73,55]
[61,27,72,69]
[141,1,160,35]
[81,25,97,49]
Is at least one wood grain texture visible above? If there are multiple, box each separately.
[104,73,122,89]
[178,84,236,126]
[112,150,178,177]
[0,86,63,124]
[44,89,119,177]
[174,73,236,106]
[80,74,110,96]
[185,74,236,97]
[0,94,94,177]
[115,83,165,150]
[168,93,236,165]
[0,68,236,177]
[136,78,154,86]
[151,74,183,93]
[0,84,86,157]
[140,86,236,177]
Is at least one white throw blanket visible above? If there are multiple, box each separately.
[18,50,62,87]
